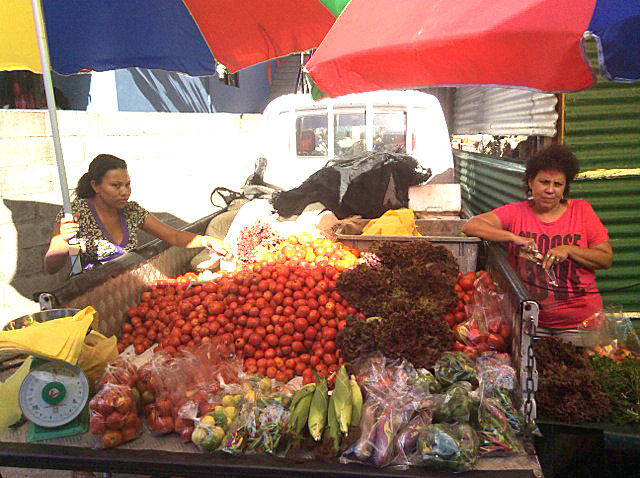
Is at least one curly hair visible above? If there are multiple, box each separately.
[523,144,580,199]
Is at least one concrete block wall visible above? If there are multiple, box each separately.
[0,110,261,327]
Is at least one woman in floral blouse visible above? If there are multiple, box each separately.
[45,154,233,273]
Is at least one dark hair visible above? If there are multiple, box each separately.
[523,144,580,199]
[76,154,127,198]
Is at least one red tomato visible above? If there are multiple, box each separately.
[459,277,475,291]
[294,318,309,332]
[488,333,507,352]
[463,346,478,361]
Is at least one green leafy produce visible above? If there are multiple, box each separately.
[434,383,472,424]
[435,352,478,389]
[590,356,640,425]
[412,368,442,394]
[420,423,479,472]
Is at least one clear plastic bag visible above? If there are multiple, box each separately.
[433,382,473,424]
[434,352,478,389]
[580,305,640,360]
[419,423,479,472]
[391,408,433,469]
[89,383,143,448]
[458,276,512,354]
[476,397,524,457]
[477,360,526,436]
[340,399,408,467]
[517,247,558,286]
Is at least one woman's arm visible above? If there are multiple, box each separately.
[462,212,533,248]
[546,242,613,272]
[142,214,233,259]
[44,215,79,274]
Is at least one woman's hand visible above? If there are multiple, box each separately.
[542,246,570,270]
[202,236,234,261]
[512,235,537,252]
[59,214,80,242]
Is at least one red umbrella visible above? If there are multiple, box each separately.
[306,0,639,97]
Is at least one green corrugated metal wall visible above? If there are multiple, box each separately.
[455,151,526,214]
[456,43,640,319]
[563,41,640,317]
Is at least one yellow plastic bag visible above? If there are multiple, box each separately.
[0,356,33,437]
[362,209,421,236]
[76,331,119,389]
[0,307,97,365]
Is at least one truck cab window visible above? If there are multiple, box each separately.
[334,111,366,158]
[373,111,406,151]
[296,115,328,157]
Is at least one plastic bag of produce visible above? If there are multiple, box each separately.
[390,407,433,469]
[352,353,418,402]
[433,382,473,424]
[220,398,258,456]
[191,414,228,453]
[458,274,512,354]
[420,423,478,472]
[340,400,401,467]
[247,398,290,455]
[477,358,525,435]
[434,352,478,389]
[97,356,139,389]
[411,368,442,394]
[341,391,417,468]
[477,397,524,456]
[580,305,640,360]
[89,382,143,448]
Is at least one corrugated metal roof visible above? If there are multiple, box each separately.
[453,87,558,136]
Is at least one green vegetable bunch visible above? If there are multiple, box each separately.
[590,356,640,425]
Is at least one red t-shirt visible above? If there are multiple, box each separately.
[494,200,609,329]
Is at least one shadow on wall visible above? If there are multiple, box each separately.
[125,68,213,113]
[3,198,190,305]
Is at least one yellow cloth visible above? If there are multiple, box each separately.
[361,209,421,237]
[0,0,42,73]
[76,331,118,389]
[0,307,97,366]
[0,356,33,437]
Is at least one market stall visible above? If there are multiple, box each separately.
[0,203,545,477]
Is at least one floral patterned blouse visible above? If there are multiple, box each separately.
[56,198,149,269]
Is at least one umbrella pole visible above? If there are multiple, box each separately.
[30,0,82,276]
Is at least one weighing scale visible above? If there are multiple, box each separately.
[18,358,90,442]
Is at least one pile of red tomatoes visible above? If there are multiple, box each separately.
[118,235,364,384]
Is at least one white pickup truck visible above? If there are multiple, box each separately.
[259,90,454,191]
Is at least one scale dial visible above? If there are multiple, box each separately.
[19,361,89,428]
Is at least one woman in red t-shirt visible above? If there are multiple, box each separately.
[462,145,613,338]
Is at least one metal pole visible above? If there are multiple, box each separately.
[30,0,82,275]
